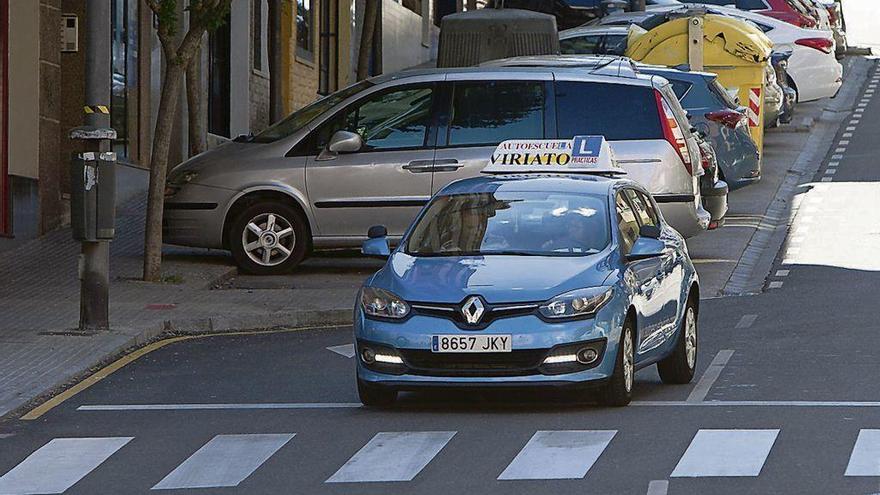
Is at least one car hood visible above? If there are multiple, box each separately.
[369,252,615,304]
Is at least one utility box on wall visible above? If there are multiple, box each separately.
[70,152,116,241]
[61,14,78,52]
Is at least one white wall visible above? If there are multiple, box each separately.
[381,0,439,74]
[229,0,251,137]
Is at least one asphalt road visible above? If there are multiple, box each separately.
[3,63,880,495]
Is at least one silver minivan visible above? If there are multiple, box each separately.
[164,66,709,274]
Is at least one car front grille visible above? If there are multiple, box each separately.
[399,349,548,377]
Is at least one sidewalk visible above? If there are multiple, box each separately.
[0,192,363,419]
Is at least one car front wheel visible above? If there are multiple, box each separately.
[658,297,698,384]
[597,321,635,407]
[229,202,309,275]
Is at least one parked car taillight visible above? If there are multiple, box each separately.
[654,90,693,176]
[700,151,711,172]
[795,37,834,54]
[705,109,748,129]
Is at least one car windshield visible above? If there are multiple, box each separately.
[406,191,610,257]
[249,81,374,143]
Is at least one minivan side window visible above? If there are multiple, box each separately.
[555,81,662,141]
[293,84,434,155]
[616,192,640,255]
[447,81,545,147]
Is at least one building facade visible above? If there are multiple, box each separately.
[0,0,444,249]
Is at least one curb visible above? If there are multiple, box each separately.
[721,57,872,296]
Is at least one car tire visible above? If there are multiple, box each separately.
[358,378,397,407]
[658,296,698,385]
[597,320,635,407]
[229,201,309,275]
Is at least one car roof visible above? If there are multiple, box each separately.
[483,55,642,79]
[559,25,630,38]
[437,174,641,197]
[369,62,657,88]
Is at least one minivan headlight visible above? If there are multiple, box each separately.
[539,287,613,320]
[361,287,410,319]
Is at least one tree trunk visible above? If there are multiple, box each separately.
[357,0,380,81]
[143,62,186,282]
[186,44,206,157]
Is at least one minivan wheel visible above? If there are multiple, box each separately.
[658,297,698,385]
[597,321,634,407]
[230,202,308,275]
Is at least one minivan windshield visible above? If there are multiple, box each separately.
[406,191,610,257]
[250,81,374,143]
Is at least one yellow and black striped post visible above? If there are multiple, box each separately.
[82,105,110,115]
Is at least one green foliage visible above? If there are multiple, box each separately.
[156,0,179,37]
[188,0,233,31]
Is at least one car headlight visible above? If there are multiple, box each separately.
[538,287,613,320]
[360,287,410,319]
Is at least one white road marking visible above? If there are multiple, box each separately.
[840,140,851,145]
[828,161,840,167]
[846,126,857,131]
[856,108,865,113]
[821,177,833,182]
[843,133,853,138]
[326,431,456,482]
[497,430,616,480]
[78,403,364,411]
[835,147,847,153]
[858,103,868,107]
[687,350,734,403]
[152,434,294,490]
[832,154,844,160]
[671,429,779,477]
[775,270,790,277]
[845,430,880,476]
[327,344,356,358]
[825,169,837,175]
[735,314,757,329]
[0,437,133,494]
[768,281,784,289]
[647,480,669,495]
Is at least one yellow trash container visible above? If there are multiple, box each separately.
[626,13,773,158]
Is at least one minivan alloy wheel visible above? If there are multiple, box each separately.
[241,212,296,267]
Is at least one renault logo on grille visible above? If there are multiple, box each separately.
[461,296,485,325]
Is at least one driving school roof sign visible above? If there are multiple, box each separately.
[484,135,623,174]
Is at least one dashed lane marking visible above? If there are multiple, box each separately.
[846,430,880,477]
[686,350,734,403]
[327,344,356,358]
[0,437,133,494]
[775,270,790,277]
[647,480,669,495]
[326,431,456,483]
[152,434,295,490]
[497,430,616,480]
[821,177,834,182]
[670,429,779,478]
[735,314,757,329]
[768,281,784,289]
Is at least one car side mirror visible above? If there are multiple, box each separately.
[362,225,390,258]
[317,130,363,161]
[628,236,665,261]
[329,130,363,153]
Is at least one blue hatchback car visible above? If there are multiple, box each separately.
[355,170,700,407]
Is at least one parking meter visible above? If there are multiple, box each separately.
[70,151,116,241]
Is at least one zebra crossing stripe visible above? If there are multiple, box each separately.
[845,429,880,476]
[498,430,616,480]
[0,437,132,494]
[671,429,779,477]
[152,434,294,490]
[326,431,456,483]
